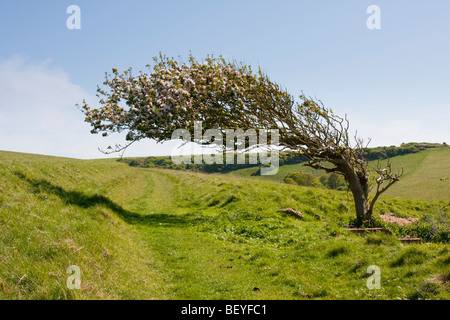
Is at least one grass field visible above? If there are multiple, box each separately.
[380,148,450,201]
[0,150,449,299]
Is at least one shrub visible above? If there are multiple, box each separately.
[283,172,322,188]
[389,221,450,243]
[319,172,347,190]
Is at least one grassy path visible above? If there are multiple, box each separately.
[125,170,282,299]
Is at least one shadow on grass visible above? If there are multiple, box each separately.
[14,171,205,228]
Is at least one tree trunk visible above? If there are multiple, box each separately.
[349,182,368,224]
[335,161,369,224]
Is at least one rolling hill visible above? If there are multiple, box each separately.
[226,147,450,201]
[0,150,448,300]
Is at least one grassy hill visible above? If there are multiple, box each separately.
[380,147,450,201]
[0,150,449,299]
[226,147,450,201]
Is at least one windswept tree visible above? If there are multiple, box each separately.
[79,54,402,225]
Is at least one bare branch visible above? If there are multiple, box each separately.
[368,159,404,214]
[98,139,137,158]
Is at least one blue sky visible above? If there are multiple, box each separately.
[0,0,449,158]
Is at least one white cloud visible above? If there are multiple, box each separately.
[351,110,450,147]
[0,56,179,159]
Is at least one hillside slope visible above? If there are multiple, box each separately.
[0,151,167,299]
[227,147,450,201]
[0,151,449,299]
[381,148,450,201]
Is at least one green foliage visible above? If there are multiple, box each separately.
[283,171,347,191]
[319,173,347,190]
[362,142,443,161]
[390,222,450,243]
[284,172,323,188]
[120,151,308,174]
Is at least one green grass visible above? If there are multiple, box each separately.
[0,151,166,299]
[380,148,450,201]
[0,150,449,299]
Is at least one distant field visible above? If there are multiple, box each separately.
[0,150,448,300]
[226,147,450,202]
[380,148,450,201]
